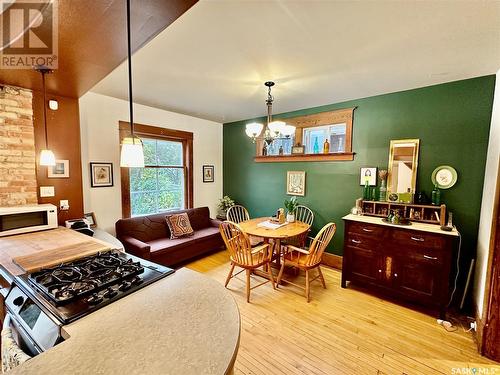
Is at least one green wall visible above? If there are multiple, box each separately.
[223,76,496,260]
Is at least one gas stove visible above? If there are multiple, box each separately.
[15,250,174,325]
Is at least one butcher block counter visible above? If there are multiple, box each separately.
[0,227,116,276]
[8,268,240,375]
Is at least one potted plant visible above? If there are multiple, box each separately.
[284,196,299,223]
[217,195,235,219]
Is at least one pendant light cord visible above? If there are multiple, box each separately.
[126,0,135,139]
[41,70,49,149]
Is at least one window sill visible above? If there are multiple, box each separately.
[254,152,355,163]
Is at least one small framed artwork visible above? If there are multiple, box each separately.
[48,160,69,178]
[287,171,306,196]
[291,144,305,155]
[90,162,113,187]
[203,165,214,183]
[360,167,377,186]
[83,212,97,228]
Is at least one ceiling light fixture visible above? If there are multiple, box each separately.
[120,0,144,168]
[34,66,56,166]
[245,81,295,144]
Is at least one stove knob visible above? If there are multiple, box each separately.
[131,276,143,285]
[119,281,131,291]
[103,287,117,298]
[87,294,102,305]
[13,296,25,306]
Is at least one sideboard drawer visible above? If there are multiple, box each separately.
[348,221,386,237]
[346,233,378,251]
[391,230,444,249]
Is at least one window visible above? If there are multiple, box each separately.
[254,107,355,162]
[120,122,193,218]
[303,123,346,154]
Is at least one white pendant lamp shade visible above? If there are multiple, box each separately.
[268,121,286,136]
[39,149,56,166]
[281,124,296,137]
[120,135,144,168]
[245,122,264,139]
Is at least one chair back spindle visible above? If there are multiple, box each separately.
[220,221,267,267]
[295,205,314,226]
[226,205,250,224]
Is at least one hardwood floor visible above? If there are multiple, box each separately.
[187,251,500,375]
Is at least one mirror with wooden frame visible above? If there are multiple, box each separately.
[387,139,420,196]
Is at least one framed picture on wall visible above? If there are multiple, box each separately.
[203,165,214,183]
[287,171,306,196]
[83,212,97,228]
[48,160,69,178]
[90,162,113,187]
[360,167,377,186]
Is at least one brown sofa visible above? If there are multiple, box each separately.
[115,207,224,267]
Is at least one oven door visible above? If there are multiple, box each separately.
[1,314,36,372]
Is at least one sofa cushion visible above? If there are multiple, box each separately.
[165,213,194,239]
[148,226,221,254]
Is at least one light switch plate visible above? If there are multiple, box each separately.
[60,200,69,210]
[40,186,55,197]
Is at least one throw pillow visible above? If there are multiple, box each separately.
[165,213,194,239]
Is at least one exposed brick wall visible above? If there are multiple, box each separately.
[0,85,37,206]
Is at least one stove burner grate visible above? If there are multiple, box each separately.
[28,250,145,305]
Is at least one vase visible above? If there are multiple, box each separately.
[379,179,387,202]
[286,213,295,223]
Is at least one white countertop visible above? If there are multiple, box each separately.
[10,268,240,375]
[342,214,460,236]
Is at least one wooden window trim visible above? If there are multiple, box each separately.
[254,107,356,163]
[119,121,194,218]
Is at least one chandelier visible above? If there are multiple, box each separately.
[245,81,295,145]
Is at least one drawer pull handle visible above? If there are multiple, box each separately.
[351,239,361,244]
[362,228,373,232]
[423,255,438,260]
[410,236,425,242]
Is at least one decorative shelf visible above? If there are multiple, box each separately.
[254,152,355,163]
[361,200,447,226]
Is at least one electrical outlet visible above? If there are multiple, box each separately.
[470,321,477,331]
[60,200,69,211]
[40,186,55,197]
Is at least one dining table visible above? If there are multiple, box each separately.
[239,217,310,273]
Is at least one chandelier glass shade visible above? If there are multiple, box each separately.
[245,81,295,144]
[39,149,56,166]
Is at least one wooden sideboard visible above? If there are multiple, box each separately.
[341,214,459,318]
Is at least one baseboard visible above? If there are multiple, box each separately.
[321,253,342,270]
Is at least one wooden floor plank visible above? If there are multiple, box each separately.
[187,251,500,375]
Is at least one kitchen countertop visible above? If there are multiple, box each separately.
[9,268,240,375]
[343,214,460,236]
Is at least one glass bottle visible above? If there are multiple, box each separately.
[313,138,320,154]
[323,139,330,154]
[379,178,387,201]
[363,181,370,200]
[278,145,284,155]
[431,184,441,205]
[262,143,267,156]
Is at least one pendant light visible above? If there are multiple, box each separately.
[35,66,56,166]
[245,81,295,144]
[120,0,144,168]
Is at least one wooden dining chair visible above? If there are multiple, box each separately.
[219,221,275,302]
[284,205,314,248]
[277,222,336,302]
[227,205,263,246]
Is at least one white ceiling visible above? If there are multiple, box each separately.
[91,0,500,124]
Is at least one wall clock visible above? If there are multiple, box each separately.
[431,165,458,189]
